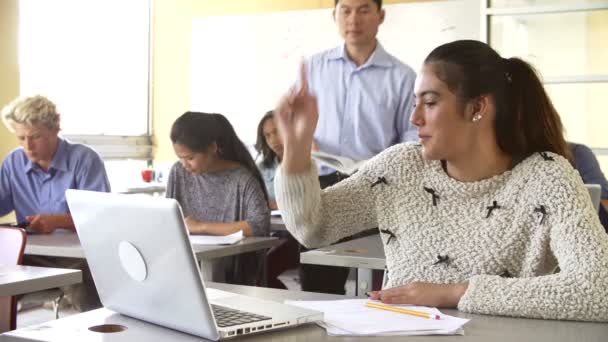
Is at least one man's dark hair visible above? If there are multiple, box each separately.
[335,0,382,9]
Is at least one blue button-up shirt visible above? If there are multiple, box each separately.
[0,138,111,223]
[305,43,418,174]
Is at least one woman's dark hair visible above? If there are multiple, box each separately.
[254,111,278,169]
[424,40,571,162]
[170,111,268,203]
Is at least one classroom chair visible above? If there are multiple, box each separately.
[0,226,27,332]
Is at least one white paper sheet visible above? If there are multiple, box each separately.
[285,299,469,336]
[189,230,243,245]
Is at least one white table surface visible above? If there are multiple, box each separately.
[25,230,278,261]
[115,182,166,195]
[2,282,607,342]
[299,234,385,270]
[0,265,82,297]
[300,234,385,296]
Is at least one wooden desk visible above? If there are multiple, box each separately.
[300,234,385,296]
[3,282,607,341]
[0,266,81,297]
[25,231,278,283]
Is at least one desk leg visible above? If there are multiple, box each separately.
[357,268,373,297]
[260,250,268,287]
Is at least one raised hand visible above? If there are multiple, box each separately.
[274,63,319,174]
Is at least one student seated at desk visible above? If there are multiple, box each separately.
[274,40,608,321]
[166,112,270,285]
[0,95,111,311]
[255,110,282,210]
[255,111,299,289]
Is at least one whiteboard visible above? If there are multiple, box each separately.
[192,1,480,144]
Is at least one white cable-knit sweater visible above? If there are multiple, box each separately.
[276,143,608,321]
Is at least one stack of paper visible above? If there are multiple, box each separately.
[189,230,243,245]
[285,299,469,336]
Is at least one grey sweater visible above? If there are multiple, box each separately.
[276,143,608,321]
[167,163,270,284]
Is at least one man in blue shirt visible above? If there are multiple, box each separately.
[297,0,418,294]
[1,95,110,310]
[0,95,110,232]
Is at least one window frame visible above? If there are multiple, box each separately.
[18,0,154,161]
[481,0,608,157]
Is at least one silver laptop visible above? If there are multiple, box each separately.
[66,190,322,340]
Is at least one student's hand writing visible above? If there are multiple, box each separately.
[26,214,70,234]
[368,282,468,308]
[275,63,318,174]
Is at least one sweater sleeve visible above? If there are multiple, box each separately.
[458,161,608,321]
[275,160,379,248]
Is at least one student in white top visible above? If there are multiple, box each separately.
[273,40,608,321]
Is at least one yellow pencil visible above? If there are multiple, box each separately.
[365,302,441,320]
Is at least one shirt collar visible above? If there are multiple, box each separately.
[50,138,69,172]
[326,42,393,68]
[23,138,68,174]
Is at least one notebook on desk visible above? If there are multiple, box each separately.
[65,190,322,340]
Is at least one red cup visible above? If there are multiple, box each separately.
[141,169,155,183]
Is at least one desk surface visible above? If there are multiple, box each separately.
[300,234,386,270]
[270,216,286,231]
[115,182,166,195]
[3,282,607,341]
[25,231,278,260]
[0,265,82,297]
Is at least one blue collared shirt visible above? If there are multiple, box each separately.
[0,138,111,223]
[305,42,418,174]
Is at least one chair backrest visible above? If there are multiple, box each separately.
[0,226,27,333]
[585,184,602,212]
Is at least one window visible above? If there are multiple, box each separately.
[483,0,608,172]
[19,0,153,186]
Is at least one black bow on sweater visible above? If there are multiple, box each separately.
[534,205,548,224]
[433,254,450,266]
[485,200,501,218]
[423,187,440,206]
[371,176,388,188]
[380,229,396,244]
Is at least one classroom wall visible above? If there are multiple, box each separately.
[587,11,608,173]
[0,0,19,223]
[152,0,428,163]
[0,0,19,157]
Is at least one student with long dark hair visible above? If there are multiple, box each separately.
[254,111,300,289]
[255,110,283,210]
[273,40,608,321]
[167,111,270,285]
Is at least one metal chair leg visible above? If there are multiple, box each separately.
[52,292,64,319]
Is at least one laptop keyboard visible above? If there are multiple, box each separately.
[211,304,271,328]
